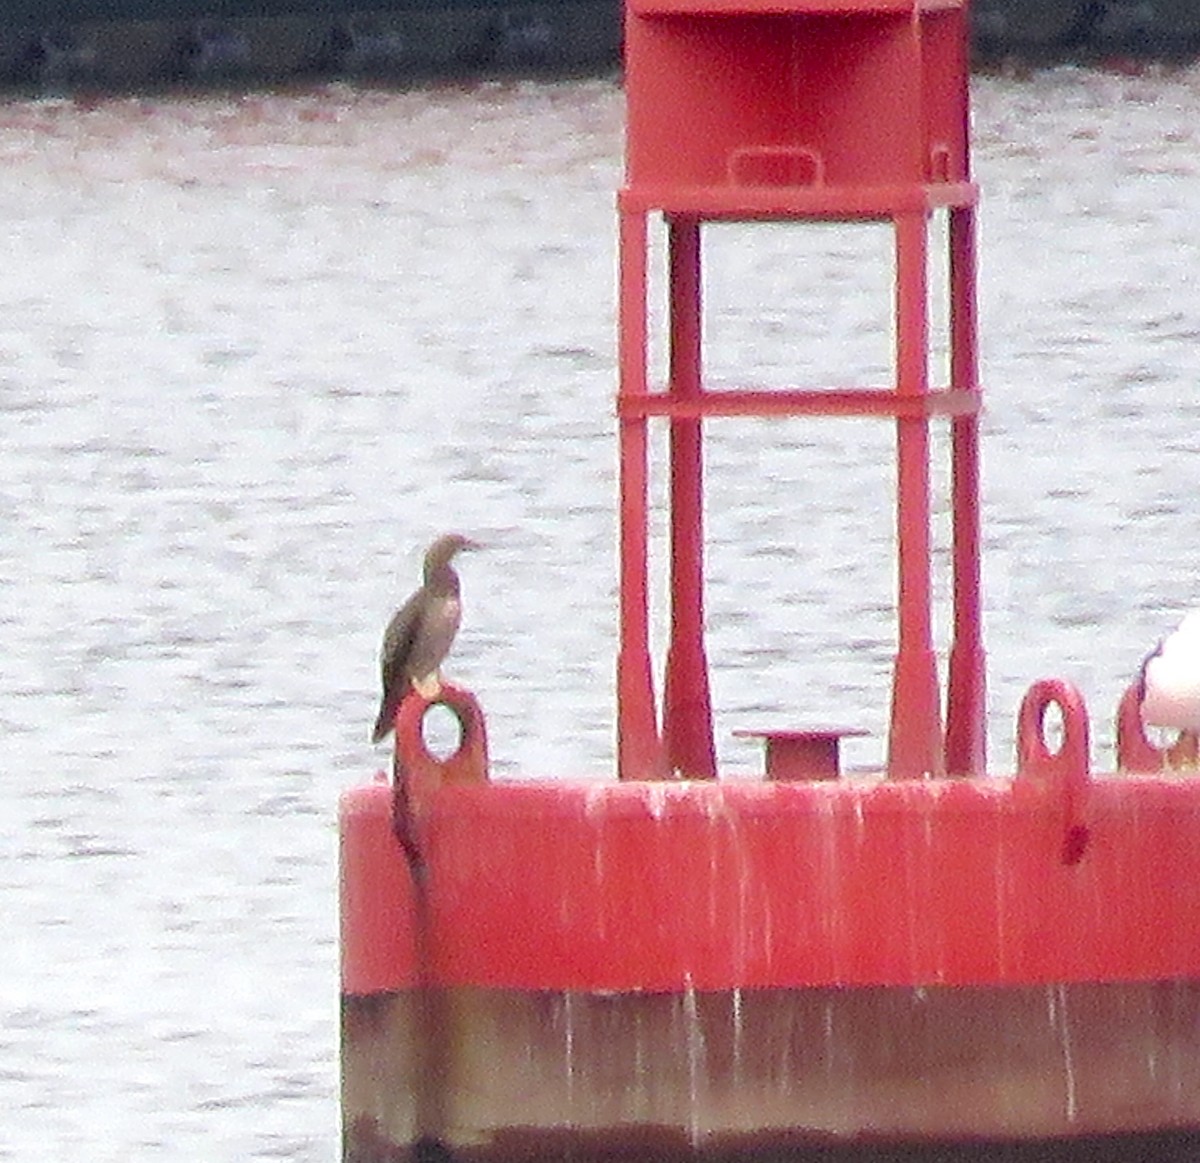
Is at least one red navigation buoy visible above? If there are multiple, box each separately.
[340,2,1200,1159]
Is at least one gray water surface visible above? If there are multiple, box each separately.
[2,70,1199,1160]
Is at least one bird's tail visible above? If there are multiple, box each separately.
[371,696,399,744]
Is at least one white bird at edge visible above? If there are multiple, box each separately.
[1138,610,1200,732]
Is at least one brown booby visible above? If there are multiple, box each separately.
[371,532,480,744]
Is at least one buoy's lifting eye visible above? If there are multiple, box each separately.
[1039,699,1065,758]
[421,701,466,762]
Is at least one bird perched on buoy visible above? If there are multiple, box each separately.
[371,532,481,744]
[1138,611,1200,731]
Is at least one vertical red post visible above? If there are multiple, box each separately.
[617,206,665,780]
[945,205,987,776]
[889,211,944,779]
[663,217,717,779]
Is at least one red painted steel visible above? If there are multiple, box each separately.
[664,218,717,779]
[733,726,868,779]
[340,691,1200,994]
[624,7,970,194]
[616,208,667,780]
[889,210,943,778]
[945,206,987,775]
[619,182,976,217]
[341,685,489,995]
[1116,681,1200,773]
[339,776,417,995]
[628,0,967,13]
[618,0,980,778]
[392,683,490,796]
[1015,678,1090,864]
[338,681,1200,996]
[617,387,981,418]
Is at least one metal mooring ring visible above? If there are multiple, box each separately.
[1016,678,1091,865]
[393,683,490,796]
[1115,680,1200,772]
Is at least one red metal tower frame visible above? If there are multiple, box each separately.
[616,0,985,781]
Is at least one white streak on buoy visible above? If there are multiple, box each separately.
[1047,983,1078,1124]
[682,974,704,1145]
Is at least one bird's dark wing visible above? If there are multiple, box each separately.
[380,589,424,693]
[372,589,425,743]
